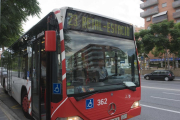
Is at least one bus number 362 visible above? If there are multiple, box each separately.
[97,98,107,106]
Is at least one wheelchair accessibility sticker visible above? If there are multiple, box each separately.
[86,98,94,109]
[53,83,61,94]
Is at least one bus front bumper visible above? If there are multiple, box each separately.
[102,106,141,120]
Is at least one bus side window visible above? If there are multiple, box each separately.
[20,57,25,79]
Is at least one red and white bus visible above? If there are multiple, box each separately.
[1,7,141,120]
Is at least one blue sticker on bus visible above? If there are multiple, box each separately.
[86,98,94,109]
[53,83,61,94]
[27,71,29,77]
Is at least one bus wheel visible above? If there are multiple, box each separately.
[21,92,32,119]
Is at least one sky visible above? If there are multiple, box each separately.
[22,0,144,32]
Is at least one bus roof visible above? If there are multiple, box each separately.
[62,7,133,26]
[5,6,134,51]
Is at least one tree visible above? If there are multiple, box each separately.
[135,20,180,69]
[0,0,41,48]
[135,29,154,69]
[170,22,180,69]
[173,23,180,56]
[151,46,165,68]
[142,20,176,69]
[135,32,142,54]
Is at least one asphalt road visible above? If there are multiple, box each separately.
[0,77,180,120]
[131,77,180,120]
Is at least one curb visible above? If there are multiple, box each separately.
[0,100,21,120]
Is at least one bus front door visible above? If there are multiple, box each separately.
[32,40,41,119]
[31,38,47,120]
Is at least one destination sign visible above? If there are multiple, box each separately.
[64,9,133,39]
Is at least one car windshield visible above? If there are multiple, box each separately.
[64,30,140,95]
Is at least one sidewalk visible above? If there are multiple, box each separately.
[174,76,180,80]
[0,98,21,120]
[0,105,9,120]
[0,101,11,120]
[0,85,21,120]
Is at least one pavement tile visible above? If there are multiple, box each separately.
[0,105,9,120]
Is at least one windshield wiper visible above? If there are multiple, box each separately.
[75,88,118,101]
[109,82,136,91]
[75,91,100,101]
[74,82,136,101]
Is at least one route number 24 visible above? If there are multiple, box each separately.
[97,98,107,106]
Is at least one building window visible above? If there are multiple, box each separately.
[146,17,151,22]
[162,3,167,8]
[147,26,151,30]
[177,19,180,23]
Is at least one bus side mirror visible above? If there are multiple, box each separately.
[45,31,56,51]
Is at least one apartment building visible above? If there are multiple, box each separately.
[140,0,180,68]
[140,0,180,29]
[134,25,145,33]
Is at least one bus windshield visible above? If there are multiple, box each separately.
[64,30,139,96]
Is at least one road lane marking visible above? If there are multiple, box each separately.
[11,104,21,109]
[0,94,7,97]
[142,86,180,91]
[163,92,180,96]
[141,104,180,114]
[151,96,180,102]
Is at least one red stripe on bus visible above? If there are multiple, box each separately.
[29,96,31,102]
[54,10,60,14]
[62,59,66,75]
[63,79,67,98]
[136,48,138,56]
[60,40,65,52]
[59,23,63,30]
[28,97,31,110]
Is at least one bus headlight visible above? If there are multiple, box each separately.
[56,116,83,120]
[131,101,140,109]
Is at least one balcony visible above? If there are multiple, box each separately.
[152,11,167,23]
[173,11,180,19]
[172,0,180,8]
[140,7,159,18]
[140,0,158,9]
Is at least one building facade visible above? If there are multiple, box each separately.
[140,0,180,29]
[134,25,145,33]
[140,0,180,68]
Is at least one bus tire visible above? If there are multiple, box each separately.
[21,91,32,119]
